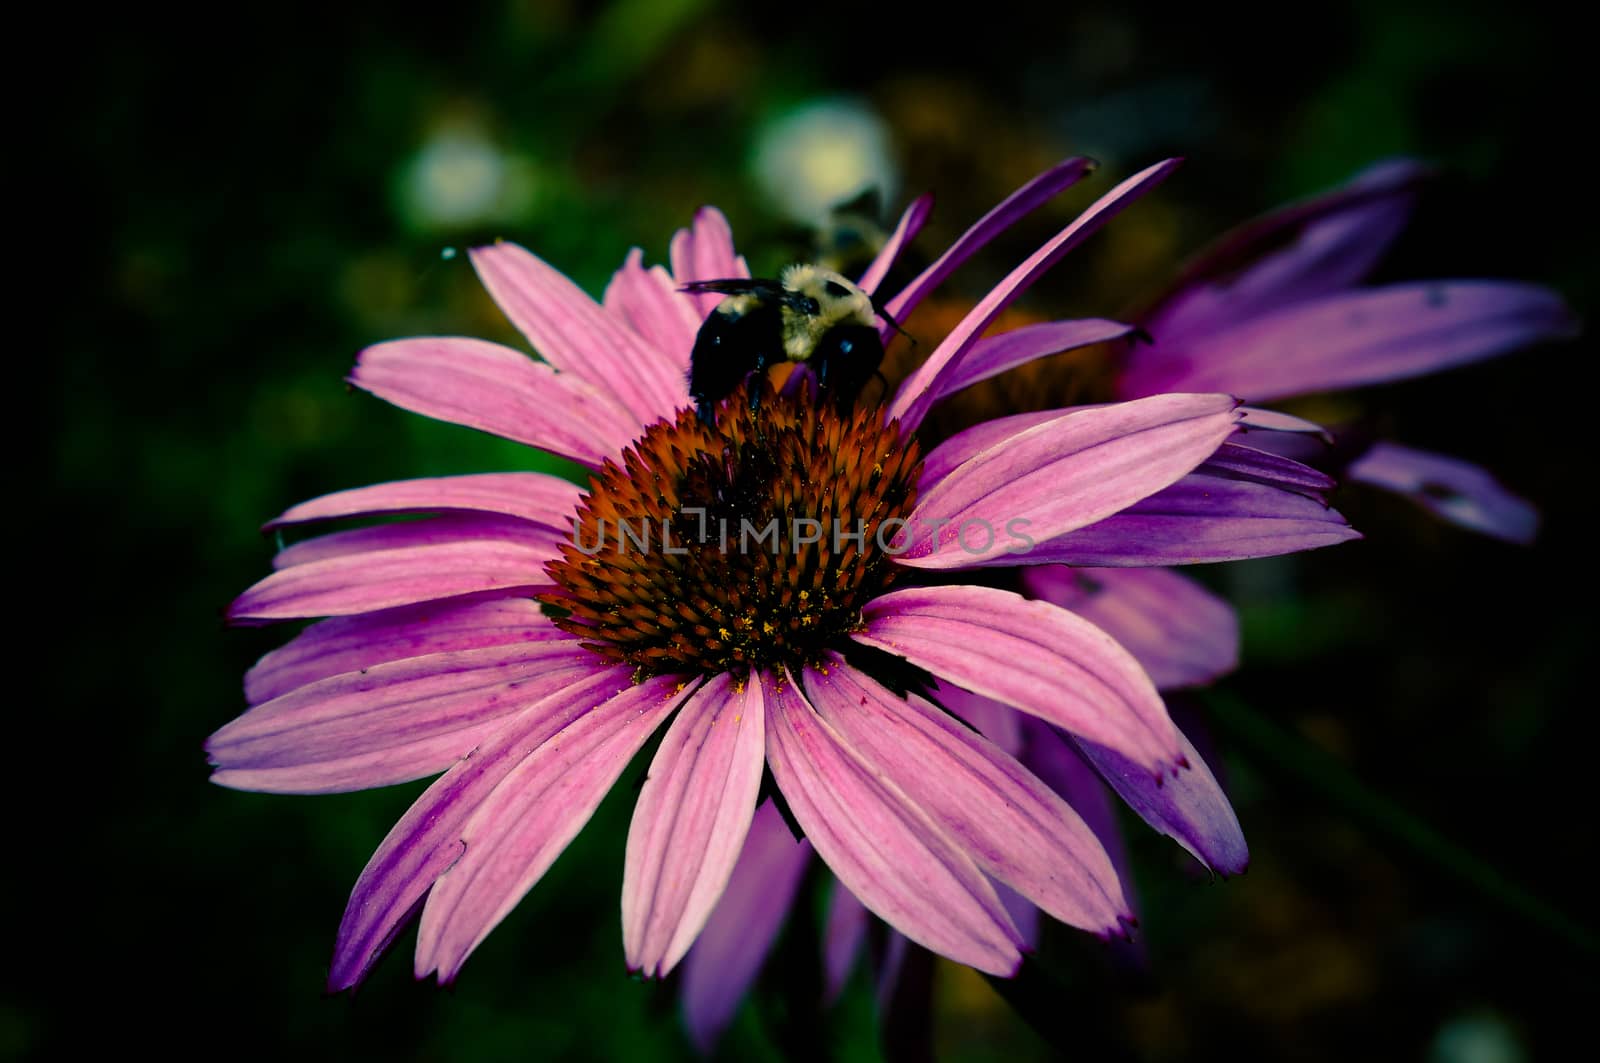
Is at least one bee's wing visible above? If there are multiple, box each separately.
[678,278,787,298]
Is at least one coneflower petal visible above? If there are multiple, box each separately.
[889,158,1181,431]
[857,192,934,296]
[1025,474,1360,566]
[805,660,1130,936]
[1021,566,1239,691]
[244,595,562,705]
[855,585,1182,776]
[228,540,556,625]
[1073,726,1249,877]
[680,801,811,1053]
[623,673,767,978]
[1347,442,1539,544]
[902,393,1240,568]
[1120,281,1579,402]
[265,472,584,533]
[327,665,641,991]
[209,643,596,794]
[764,671,1022,976]
[350,336,638,466]
[883,155,1099,325]
[414,674,687,984]
[603,247,701,371]
[469,242,686,424]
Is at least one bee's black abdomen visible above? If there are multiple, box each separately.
[688,299,783,424]
[812,324,886,414]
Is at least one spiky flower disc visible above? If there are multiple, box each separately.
[544,384,922,676]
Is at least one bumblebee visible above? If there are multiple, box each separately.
[683,264,900,424]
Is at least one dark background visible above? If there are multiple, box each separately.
[35,0,1592,1058]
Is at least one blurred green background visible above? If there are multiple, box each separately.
[39,0,1592,1059]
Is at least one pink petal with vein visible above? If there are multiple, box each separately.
[228,540,555,625]
[328,665,637,990]
[245,595,561,705]
[623,674,767,977]
[1120,281,1579,402]
[671,207,751,317]
[603,247,701,373]
[267,473,582,532]
[350,337,637,467]
[414,674,685,983]
[681,801,812,1052]
[1026,474,1360,566]
[469,242,684,425]
[890,158,1181,431]
[765,671,1021,974]
[805,661,1128,935]
[209,643,596,793]
[271,514,560,571]
[1022,566,1239,690]
[855,585,1181,776]
[901,393,1240,567]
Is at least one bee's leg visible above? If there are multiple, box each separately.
[747,351,769,414]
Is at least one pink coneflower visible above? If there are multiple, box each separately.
[210,157,1353,995]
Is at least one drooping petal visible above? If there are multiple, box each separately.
[764,671,1022,975]
[1074,724,1248,876]
[671,207,751,317]
[414,674,687,983]
[227,540,556,625]
[1023,474,1360,566]
[857,193,934,295]
[1141,159,1430,344]
[328,665,638,990]
[1347,441,1539,544]
[623,674,767,977]
[349,337,638,467]
[1119,281,1579,402]
[469,242,685,425]
[245,595,562,705]
[805,661,1129,936]
[1021,566,1239,691]
[823,879,869,1001]
[681,801,812,1052]
[883,156,1098,324]
[889,159,1182,431]
[901,393,1240,568]
[271,514,562,570]
[208,643,597,794]
[266,473,583,533]
[930,319,1140,402]
[855,585,1182,777]
[603,247,701,372]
